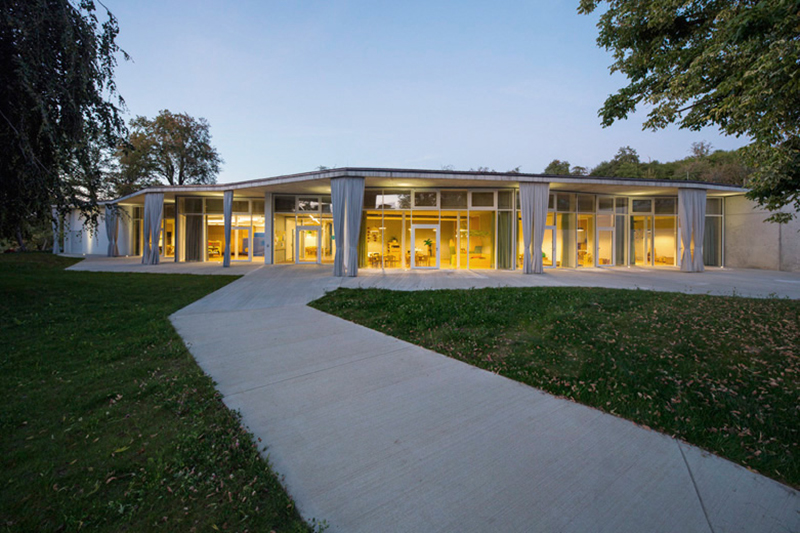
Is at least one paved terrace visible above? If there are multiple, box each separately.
[69,257,800,532]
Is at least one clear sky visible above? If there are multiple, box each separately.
[104,0,749,184]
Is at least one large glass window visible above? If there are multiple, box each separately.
[471,191,495,208]
[206,215,225,261]
[441,190,467,209]
[440,211,459,269]
[274,196,295,212]
[413,191,438,208]
[704,198,723,266]
[654,216,677,265]
[468,211,494,268]
[364,211,384,268]
[556,213,576,267]
[577,214,595,266]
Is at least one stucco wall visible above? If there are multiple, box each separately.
[61,207,133,256]
[724,195,800,272]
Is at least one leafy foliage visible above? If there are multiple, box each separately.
[578,0,800,221]
[120,110,224,188]
[543,159,572,175]
[0,0,127,243]
[0,254,312,532]
[312,287,800,488]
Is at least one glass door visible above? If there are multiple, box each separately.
[596,214,614,266]
[410,225,439,269]
[630,216,653,266]
[232,227,250,261]
[297,226,321,264]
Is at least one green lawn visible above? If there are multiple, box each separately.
[0,254,313,532]
[310,286,800,488]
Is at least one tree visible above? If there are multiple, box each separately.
[1,0,127,249]
[579,0,800,221]
[570,165,588,176]
[544,159,572,175]
[124,110,223,186]
[590,146,641,178]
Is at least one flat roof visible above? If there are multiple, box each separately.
[113,167,747,205]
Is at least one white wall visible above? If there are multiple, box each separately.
[725,195,800,272]
[59,206,133,256]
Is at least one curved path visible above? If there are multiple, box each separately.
[168,264,798,532]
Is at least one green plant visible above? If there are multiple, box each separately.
[311,286,800,489]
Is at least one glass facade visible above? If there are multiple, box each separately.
[139,187,725,271]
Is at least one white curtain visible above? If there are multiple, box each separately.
[331,177,365,277]
[264,192,273,264]
[520,183,550,274]
[142,193,164,265]
[105,204,119,257]
[678,189,707,272]
[520,184,534,274]
[223,190,233,267]
[531,183,550,274]
[331,179,346,276]
[345,177,365,277]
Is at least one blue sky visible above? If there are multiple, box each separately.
[105,0,749,183]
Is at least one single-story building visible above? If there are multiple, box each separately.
[54,167,800,274]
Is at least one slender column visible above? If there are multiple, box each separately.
[223,190,233,267]
[264,192,273,265]
[331,179,346,276]
[174,198,180,262]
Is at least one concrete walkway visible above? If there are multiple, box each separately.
[165,263,799,533]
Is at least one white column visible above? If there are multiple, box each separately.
[331,179,346,276]
[264,192,273,265]
[223,190,233,267]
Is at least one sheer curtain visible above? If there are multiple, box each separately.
[142,193,164,265]
[105,204,118,257]
[344,178,365,277]
[531,183,550,274]
[331,177,366,277]
[678,189,706,272]
[520,183,550,274]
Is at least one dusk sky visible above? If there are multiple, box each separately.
[105,0,750,183]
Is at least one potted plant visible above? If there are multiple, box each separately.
[423,238,433,257]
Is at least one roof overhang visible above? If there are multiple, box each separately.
[114,167,747,205]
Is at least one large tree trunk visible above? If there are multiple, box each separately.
[15,225,27,252]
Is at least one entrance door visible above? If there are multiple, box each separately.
[630,216,652,266]
[232,227,250,261]
[410,225,439,269]
[297,226,321,264]
[596,214,614,266]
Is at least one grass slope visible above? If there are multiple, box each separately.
[0,254,313,532]
[311,286,800,488]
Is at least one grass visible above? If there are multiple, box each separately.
[310,286,800,488]
[0,254,314,532]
